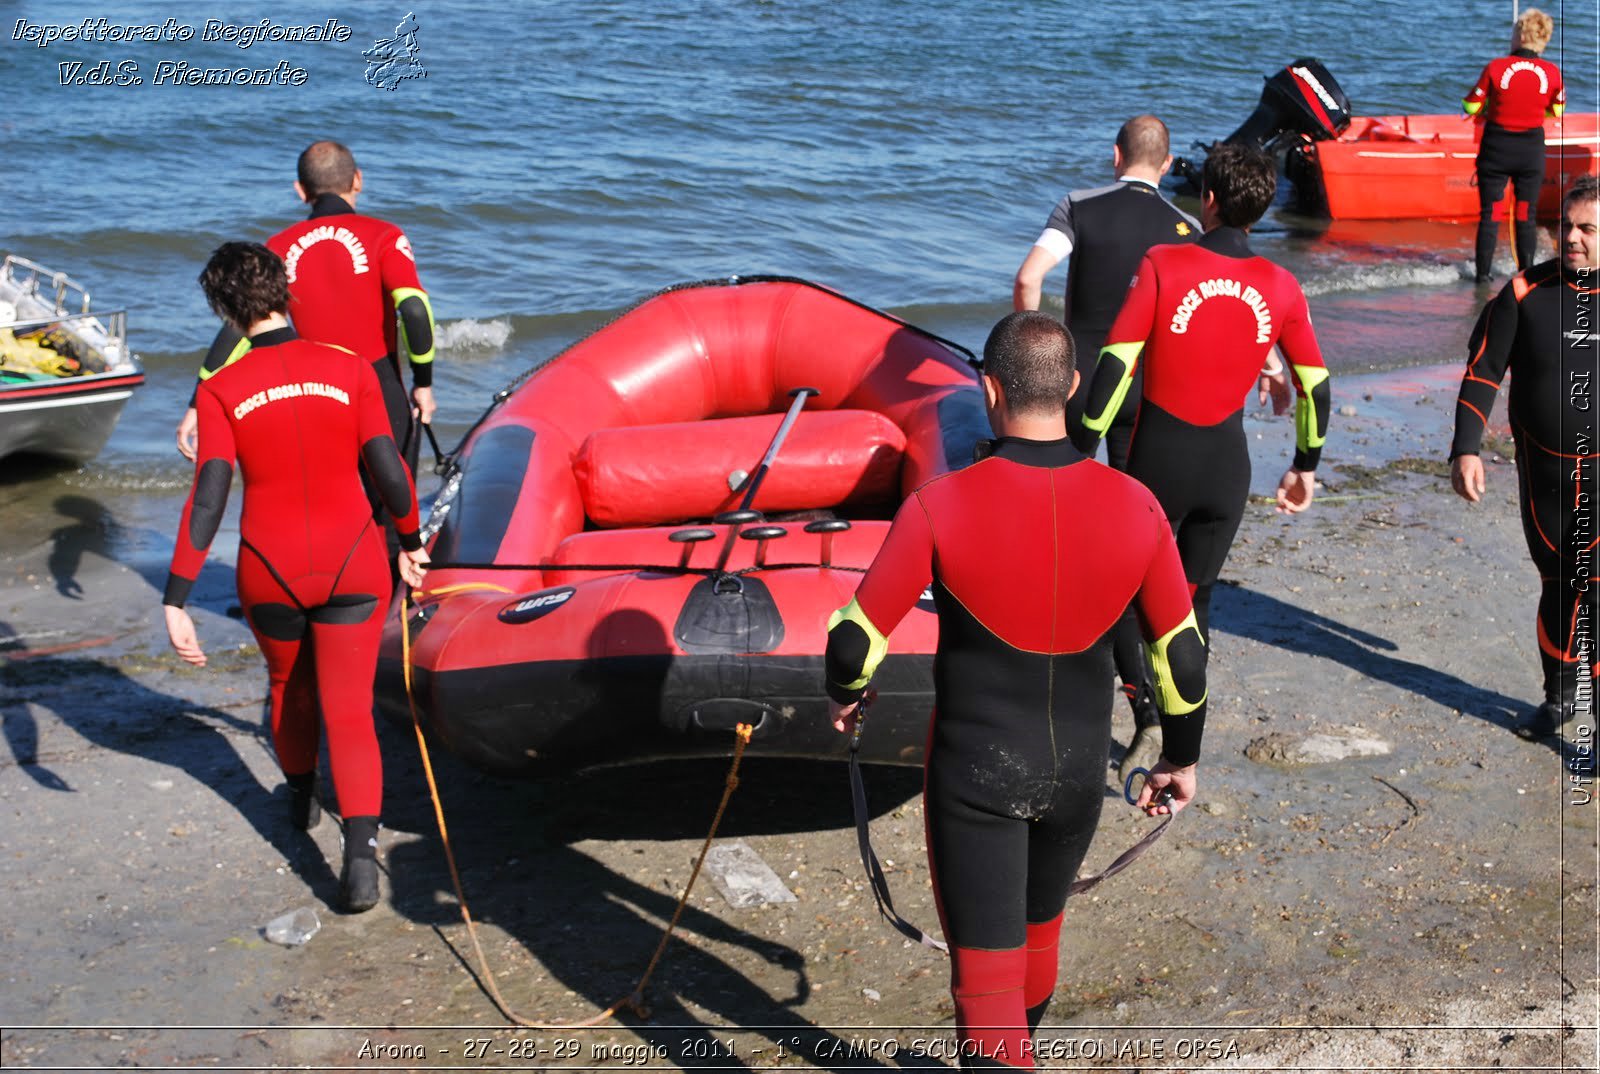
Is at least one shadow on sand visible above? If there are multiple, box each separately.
[1211,580,1535,739]
[0,649,346,905]
[377,722,941,1070]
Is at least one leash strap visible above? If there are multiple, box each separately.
[848,717,948,953]
[848,702,1177,952]
[1065,814,1172,896]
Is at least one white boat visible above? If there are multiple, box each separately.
[0,255,144,463]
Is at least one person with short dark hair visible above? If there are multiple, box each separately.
[825,311,1208,1067]
[1464,7,1565,282]
[177,141,438,486]
[1081,144,1332,649]
[164,242,430,912]
[1451,175,1599,737]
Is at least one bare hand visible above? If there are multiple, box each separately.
[1258,370,1292,415]
[829,698,860,735]
[398,545,430,591]
[411,385,437,426]
[176,407,199,462]
[164,605,206,666]
[1275,468,1316,514]
[1134,758,1196,816]
[1451,454,1485,503]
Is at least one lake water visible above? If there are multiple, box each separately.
[2,0,1596,483]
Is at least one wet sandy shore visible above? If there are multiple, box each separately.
[1,364,1596,1071]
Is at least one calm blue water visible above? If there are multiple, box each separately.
[2,0,1597,473]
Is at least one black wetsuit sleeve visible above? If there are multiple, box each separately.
[165,389,237,606]
[1452,284,1519,458]
[1134,509,1208,767]
[357,361,422,549]
[397,295,435,389]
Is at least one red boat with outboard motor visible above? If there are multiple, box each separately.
[1172,58,1599,220]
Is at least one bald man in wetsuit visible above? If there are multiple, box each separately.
[825,312,1207,1069]
[1451,175,1599,739]
[177,140,438,475]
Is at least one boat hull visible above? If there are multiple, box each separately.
[0,371,145,462]
[1301,113,1600,220]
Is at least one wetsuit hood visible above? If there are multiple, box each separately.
[308,193,356,219]
[1199,226,1254,259]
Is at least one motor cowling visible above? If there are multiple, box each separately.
[1172,58,1352,189]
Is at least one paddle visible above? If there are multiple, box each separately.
[736,386,819,510]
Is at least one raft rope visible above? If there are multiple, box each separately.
[401,584,756,1026]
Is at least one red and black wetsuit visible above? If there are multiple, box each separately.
[825,437,1207,1069]
[1464,49,1565,279]
[1035,178,1201,468]
[166,327,421,820]
[196,194,436,470]
[1452,259,1598,705]
[1082,226,1331,640]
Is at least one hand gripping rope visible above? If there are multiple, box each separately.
[401,586,755,1026]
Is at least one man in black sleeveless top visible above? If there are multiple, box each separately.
[1014,114,1199,468]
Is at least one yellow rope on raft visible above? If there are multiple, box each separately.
[401,585,756,1027]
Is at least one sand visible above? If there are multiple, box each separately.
[1,364,1596,1071]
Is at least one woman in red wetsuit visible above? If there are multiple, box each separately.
[162,242,429,912]
[1464,8,1565,282]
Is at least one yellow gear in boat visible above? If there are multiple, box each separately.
[0,327,81,377]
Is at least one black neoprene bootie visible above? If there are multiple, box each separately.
[1518,672,1582,740]
[1518,699,1576,739]
[285,772,321,831]
[340,816,381,913]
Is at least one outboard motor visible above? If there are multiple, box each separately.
[1172,58,1352,190]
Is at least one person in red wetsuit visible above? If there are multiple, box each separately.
[1464,8,1565,283]
[825,312,1208,1069]
[1451,176,1599,740]
[176,140,438,474]
[162,242,430,912]
[1081,143,1332,646]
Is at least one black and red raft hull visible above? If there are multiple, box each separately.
[376,277,988,775]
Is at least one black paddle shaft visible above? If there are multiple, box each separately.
[737,387,818,510]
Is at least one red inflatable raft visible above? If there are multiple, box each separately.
[377,277,989,775]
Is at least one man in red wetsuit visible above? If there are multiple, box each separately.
[163,242,429,912]
[1081,143,1332,645]
[177,141,438,473]
[1463,8,1566,282]
[825,312,1207,1069]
